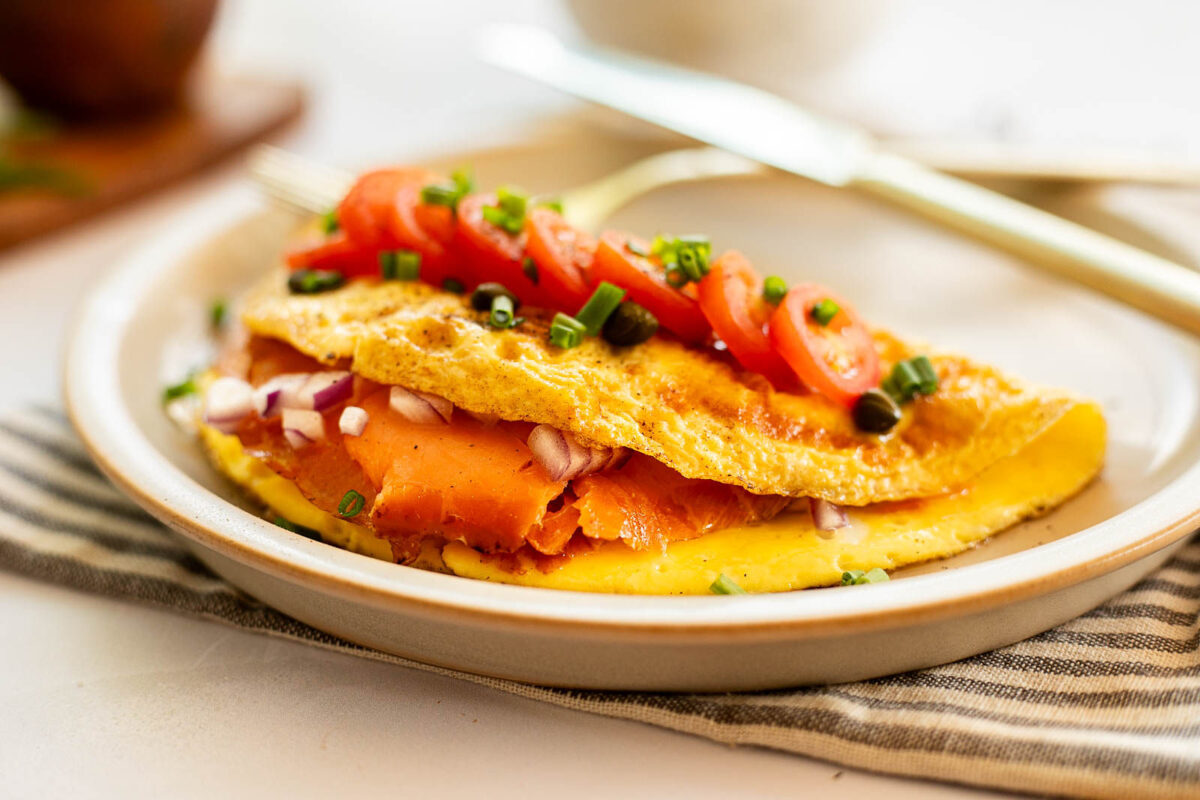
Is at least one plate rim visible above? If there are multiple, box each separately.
[64,141,1200,640]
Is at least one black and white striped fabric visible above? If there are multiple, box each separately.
[1,404,1197,800]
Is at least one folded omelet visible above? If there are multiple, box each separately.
[192,267,1105,594]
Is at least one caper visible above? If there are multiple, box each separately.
[853,389,902,434]
[470,282,520,312]
[287,269,345,295]
[602,301,659,346]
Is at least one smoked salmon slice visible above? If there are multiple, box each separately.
[228,336,789,563]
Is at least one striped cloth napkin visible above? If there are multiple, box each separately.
[1,404,1197,800]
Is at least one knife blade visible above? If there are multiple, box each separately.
[477,24,1200,338]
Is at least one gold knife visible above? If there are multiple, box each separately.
[478,24,1200,337]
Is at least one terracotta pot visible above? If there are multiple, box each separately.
[0,0,218,118]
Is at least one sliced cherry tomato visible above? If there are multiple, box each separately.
[284,231,379,278]
[523,208,596,311]
[768,283,880,407]
[454,193,546,304]
[386,182,459,287]
[337,167,434,246]
[697,251,797,389]
[591,231,712,345]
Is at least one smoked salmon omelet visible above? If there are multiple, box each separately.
[176,166,1106,595]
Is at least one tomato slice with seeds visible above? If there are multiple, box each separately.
[386,182,459,287]
[454,193,546,304]
[523,207,596,311]
[284,231,379,278]
[697,251,797,389]
[768,283,880,407]
[337,167,435,246]
[591,231,711,345]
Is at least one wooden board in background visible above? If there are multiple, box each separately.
[0,72,305,251]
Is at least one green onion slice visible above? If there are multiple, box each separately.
[442,278,465,295]
[489,294,515,328]
[549,313,587,349]
[810,298,841,326]
[842,568,890,585]
[338,490,365,517]
[664,264,689,289]
[762,276,787,305]
[287,269,346,295]
[320,209,339,234]
[209,298,228,328]
[420,182,460,207]
[710,573,748,594]
[574,282,626,337]
[162,377,197,404]
[379,250,421,281]
[911,355,939,394]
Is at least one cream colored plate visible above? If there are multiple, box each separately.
[65,130,1200,690]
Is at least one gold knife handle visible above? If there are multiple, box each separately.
[855,152,1200,336]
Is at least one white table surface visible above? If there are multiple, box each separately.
[4,1,1196,796]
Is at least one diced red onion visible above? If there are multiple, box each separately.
[204,377,254,433]
[389,386,452,424]
[339,405,369,437]
[299,371,352,412]
[809,497,849,533]
[282,408,325,449]
[527,424,619,482]
[252,373,307,418]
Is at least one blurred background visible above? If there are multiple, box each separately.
[3,0,1200,399]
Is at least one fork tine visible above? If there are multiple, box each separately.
[247,146,353,215]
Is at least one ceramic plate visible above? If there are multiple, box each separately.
[65,129,1200,690]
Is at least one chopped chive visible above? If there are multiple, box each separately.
[420,182,460,207]
[273,515,320,540]
[664,264,689,288]
[320,209,340,234]
[574,282,626,337]
[209,298,228,328]
[811,298,841,326]
[649,234,670,258]
[162,377,197,404]
[287,269,345,294]
[911,355,939,394]
[625,239,649,257]
[842,568,890,586]
[762,276,787,305]
[522,256,539,285]
[273,515,299,532]
[442,278,465,295]
[338,490,365,517]
[710,573,748,594]
[893,360,921,398]
[451,165,474,194]
[489,294,515,328]
[536,196,564,214]
[482,204,523,234]
[379,250,421,281]
[549,313,587,348]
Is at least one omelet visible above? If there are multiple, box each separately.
[186,265,1105,595]
[240,270,1099,505]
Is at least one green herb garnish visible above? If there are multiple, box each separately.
[522,256,539,285]
[841,568,890,586]
[209,298,228,328]
[420,166,474,211]
[762,276,787,305]
[882,356,938,404]
[287,269,345,294]
[710,573,748,594]
[162,377,197,404]
[442,278,465,295]
[320,209,340,234]
[652,234,712,285]
[810,298,840,326]
[379,250,421,281]
[489,294,516,328]
[574,282,626,337]
[549,313,587,349]
[481,185,528,234]
[338,490,365,517]
[273,515,320,540]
